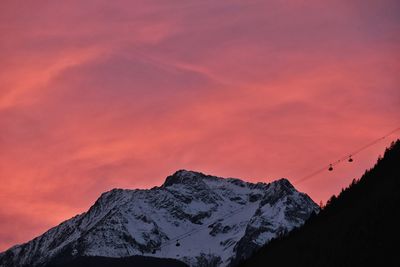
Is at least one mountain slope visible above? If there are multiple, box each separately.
[44,255,188,267]
[0,171,318,267]
[240,140,400,267]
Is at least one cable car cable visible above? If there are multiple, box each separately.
[149,125,400,252]
[294,126,400,184]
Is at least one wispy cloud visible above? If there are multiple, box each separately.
[0,0,399,251]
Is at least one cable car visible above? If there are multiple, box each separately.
[328,164,333,171]
[176,241,180,247]
[348,156,353,162]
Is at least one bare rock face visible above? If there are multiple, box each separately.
[0,170,319,267]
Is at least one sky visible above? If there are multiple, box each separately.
[0,0,399,251]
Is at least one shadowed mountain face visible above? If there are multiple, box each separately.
[44,255,188,267]
[0,171,318,267]
[240,140,400,267]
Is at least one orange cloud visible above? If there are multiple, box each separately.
[0,0,399,251]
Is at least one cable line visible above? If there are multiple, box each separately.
[294,126,400,184]
[154,205,248,252]
[149,125,400,252]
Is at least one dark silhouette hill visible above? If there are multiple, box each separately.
[239,140,400,267]
[44,255,188,267]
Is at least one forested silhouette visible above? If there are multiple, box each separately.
[239,140,400,267]
[44,255,188,267]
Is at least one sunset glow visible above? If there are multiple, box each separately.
[0,0,399,251]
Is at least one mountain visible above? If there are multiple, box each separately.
[44,255,188,267]
[43,255,188,267]
[0,170,318,267]
[240,140,400,267]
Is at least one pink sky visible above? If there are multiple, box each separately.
[0,0,399,251]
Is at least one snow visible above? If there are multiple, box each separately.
[0,170,319,267]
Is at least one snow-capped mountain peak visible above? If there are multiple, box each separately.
[0,170,319,267]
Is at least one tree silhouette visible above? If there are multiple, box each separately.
[240,140,400,267]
